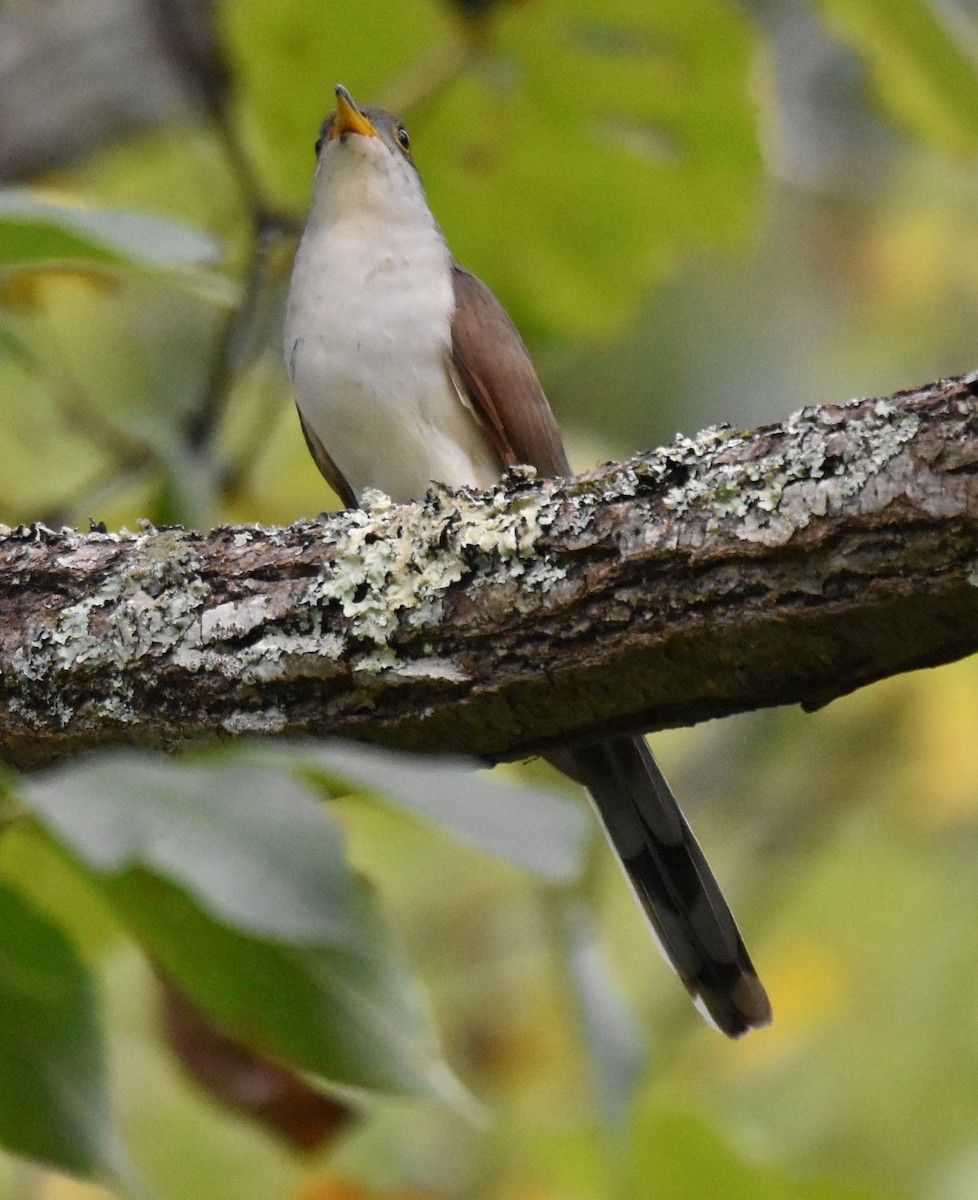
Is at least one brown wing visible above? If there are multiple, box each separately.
[450,263,571,479]
[297,406,359,510]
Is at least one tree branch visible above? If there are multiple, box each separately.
[3,372,977,770]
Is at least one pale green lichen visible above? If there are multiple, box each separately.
[385,657,472,682]
[656,400,920,544]
[221,708,287,734]
[174,605,341,684]
[12,530,211,727]
[304,483,561,653]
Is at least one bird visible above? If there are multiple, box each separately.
[283,84,772,1037]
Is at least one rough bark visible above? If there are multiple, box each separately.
[2,373,977,770]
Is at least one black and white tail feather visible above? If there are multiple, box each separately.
[553,736,771,1037]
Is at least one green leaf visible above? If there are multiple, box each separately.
[22,753,468,1104]
[222,0,761,338]
[110,870,466,1104]
[816,0,978,156]
[265,741,589,884]
[0,878,113,1176]
[0,189,236,302]
[24,755,362,946]
[429,0,763,338]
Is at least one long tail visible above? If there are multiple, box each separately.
[552,735,771,1037]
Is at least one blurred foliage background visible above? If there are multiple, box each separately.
[3,0,978,1198]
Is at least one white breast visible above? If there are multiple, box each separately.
[284,142,500,505]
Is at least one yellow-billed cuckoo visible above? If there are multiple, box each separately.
[284,85,772,1037]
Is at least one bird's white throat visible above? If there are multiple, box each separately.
[284,137,500,504]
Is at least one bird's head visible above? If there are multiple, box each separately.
[310,84,428,224]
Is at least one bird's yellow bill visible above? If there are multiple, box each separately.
[330,86,380,141]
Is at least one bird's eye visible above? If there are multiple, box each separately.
[314,134,324,157]
[396,125,411,153]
